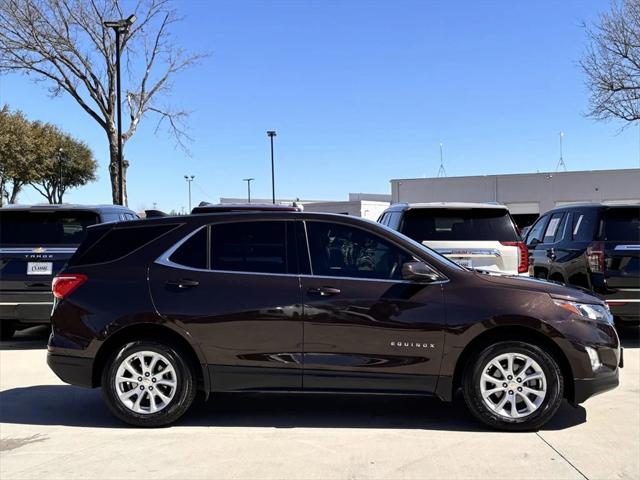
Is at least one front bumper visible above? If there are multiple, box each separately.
[47,352,94,388]
[573,368,620,405]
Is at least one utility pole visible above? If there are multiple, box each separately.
[267,130,277,204]
[437,142,447,177]
[243,178,254,203]
[556,131,567,171]
[184,175,195,212]
[103,14,137,206]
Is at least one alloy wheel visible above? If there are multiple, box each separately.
[114,350,178,414]
[479,352,547,419]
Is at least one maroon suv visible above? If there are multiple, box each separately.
[46,212,622,430]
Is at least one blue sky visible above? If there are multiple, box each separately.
[1,0,638,212]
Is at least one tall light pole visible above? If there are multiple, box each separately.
[184,175,195,211]
[104,14,137,206]
[243,178,254,203]
[267,130,277,204]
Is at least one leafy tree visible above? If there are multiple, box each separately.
[0,105,37,205]
[29,122,97,204]
[581,0,640,123]
[0,0,203,205]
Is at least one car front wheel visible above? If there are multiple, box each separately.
[463,341,564,431]
[101,340,196,427]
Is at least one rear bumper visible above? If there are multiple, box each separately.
[47,353,94,388]
[0,292,53,323]
[603,291,640,324]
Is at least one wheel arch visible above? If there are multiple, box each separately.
[92,323,209,396]
[447,325,574,403]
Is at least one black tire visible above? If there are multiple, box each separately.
[0,323,16,341]
[462,341,564,431]
[101,340,196,427]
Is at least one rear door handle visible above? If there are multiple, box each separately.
[307,286,341,296]
[166,279,200,289]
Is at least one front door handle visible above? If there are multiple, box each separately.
[166,278,200,289]
[307,286,341,297]
[546,248,556,261]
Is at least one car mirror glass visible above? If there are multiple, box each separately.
[401,261,440,282]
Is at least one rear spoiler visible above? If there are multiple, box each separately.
[145,209,169,218]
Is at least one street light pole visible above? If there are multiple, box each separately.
[184,175,195,211]
[267,130,277,204]
[104,14,137,206]
[243,178,254,203]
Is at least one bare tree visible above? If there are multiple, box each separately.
[0,0,204,205]
[581,0,640,124]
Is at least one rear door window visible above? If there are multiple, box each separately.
[0,210,99,246]
[601,208,640,241]
[401,208,519,242]
[169,228,208,269]
[542,213,565,244]
[210,221,290,274]
[571,211,597,242]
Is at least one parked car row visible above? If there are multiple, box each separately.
[0,201,635,431]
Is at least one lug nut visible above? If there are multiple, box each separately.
[138,377,142,381]
[518,387,523,392]
[149,386,153,391]
[517,377,521,383]
[139,385,144,390]
[152,378,157,383]
[509,390,514,395]
[145,372,150,377]
[502,383,508,388]
[507,375,513,380]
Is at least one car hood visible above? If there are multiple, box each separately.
[473,272,604,304]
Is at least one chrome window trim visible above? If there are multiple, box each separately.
[301,221,314,275]
[156,219,449,284]
[0,247,77,254]
[0,302,54,306]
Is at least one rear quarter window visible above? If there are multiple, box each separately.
[601,208,640,241]
[73,224,179,265]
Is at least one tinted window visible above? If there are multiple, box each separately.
[210,221,288,274]
[602,208,640,241]
[543,213,564,243]
[306,221,413,280]
[572,211,597,242]
[77,224,177,265]
[170,228,207,269]
[0,210,99,246]
[401,208,519,242]
[526,215,549,246]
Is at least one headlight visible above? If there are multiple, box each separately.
[553,299,613,324]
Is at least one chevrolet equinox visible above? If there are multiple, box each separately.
[46,212,622,430]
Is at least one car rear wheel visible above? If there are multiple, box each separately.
[0,322,16,341]
[101,341,196,427]
[463,341,563,431]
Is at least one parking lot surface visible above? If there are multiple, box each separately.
[1,326,638,480]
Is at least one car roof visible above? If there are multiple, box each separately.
[544,202,640,214]
[0,203,134,213]
[385,202,509,212]
[191,203,301,213]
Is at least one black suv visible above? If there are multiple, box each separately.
[524,204,640,325]
[47,212,621,430]
[0,204,138,339]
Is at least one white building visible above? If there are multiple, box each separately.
[391,168,640,226]
[219,193,391,221]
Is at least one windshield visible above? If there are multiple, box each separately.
[402,208,520,242]
[602,208,640,242]
[0,210,100,246]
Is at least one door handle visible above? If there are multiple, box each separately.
[546,248,556,261]
[166,279,200,289]
[307,286,341,297]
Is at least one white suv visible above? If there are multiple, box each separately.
[378,202,528,275]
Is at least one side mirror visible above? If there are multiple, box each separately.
[402,261,441,282]
[528,237,540,248]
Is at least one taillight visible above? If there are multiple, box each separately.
[52,274,87,299]
[586,242,605,274]
[501,241,529,274]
